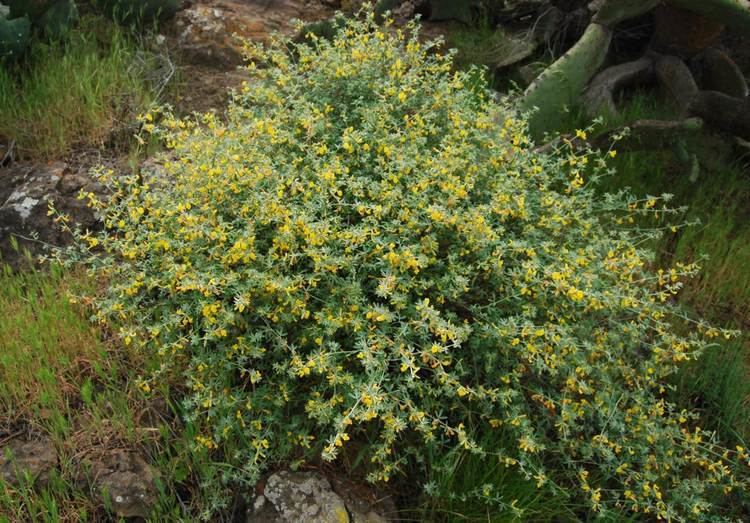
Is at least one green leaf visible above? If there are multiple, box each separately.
[38,0,79,39]
[0,15,31,61]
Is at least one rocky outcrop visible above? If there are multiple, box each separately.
[0,162,105,268]
[171,0,334,67]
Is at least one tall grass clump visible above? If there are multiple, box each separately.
[60,11,749,521]
[0,16,158,160]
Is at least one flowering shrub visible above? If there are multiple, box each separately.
[64,11,748,520]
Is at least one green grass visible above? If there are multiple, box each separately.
[0,15,200,521]
[0,15,161,160]
[559,89,749,320]
[0,262,106,419]
[412,431,576,522]
[0,262,133,519]
[604,145,750,314]
[675,337,750,447]
[0,262,226,521]
[585,92,750,319]
[599,89,677,127]
[446,22,506,69]
[445,19,539,92]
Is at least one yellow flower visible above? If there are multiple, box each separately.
[518,436,539,453]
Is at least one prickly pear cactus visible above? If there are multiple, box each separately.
[93,0,180,26]
[8,0,55,20]
[0,14,30,61]
[8,0,78,39]
[427,0,475,23]
[39,0,78,39]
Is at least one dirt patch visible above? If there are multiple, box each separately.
[173,65,250,116]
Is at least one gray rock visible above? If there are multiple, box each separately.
[493,31,539,70]
[518,62,549,86]
[690,89,750,140]
[0,437,57,487]
[248,470,394,523]
[0,162,105,268]
[91,450,157,519]
[257,471,351,523]
[247,493,284,522]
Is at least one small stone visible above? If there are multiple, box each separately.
[58,172,88,195]
[91,450,157,519]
